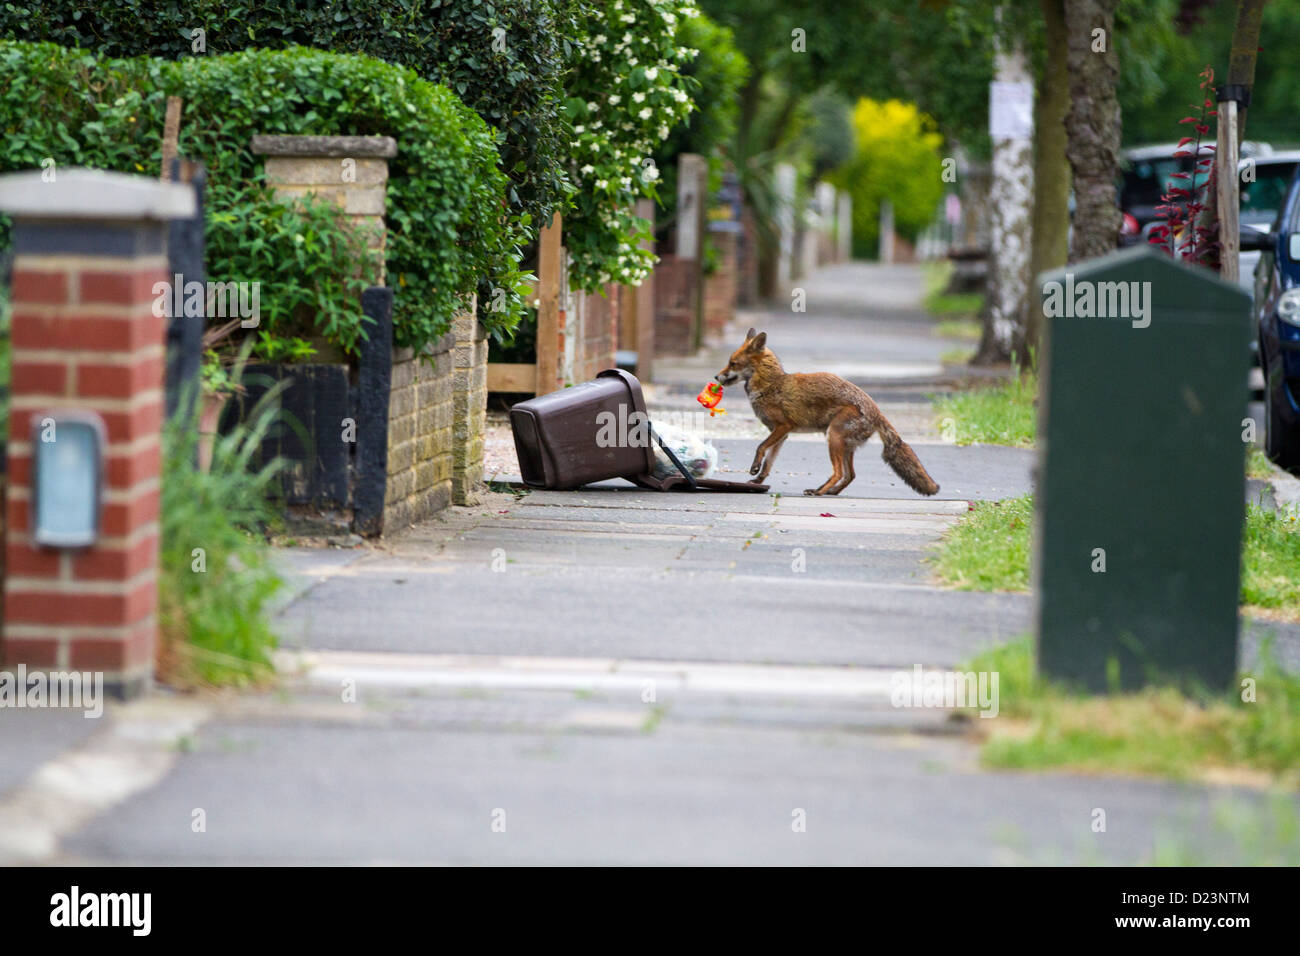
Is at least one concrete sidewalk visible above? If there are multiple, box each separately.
[6,262,1297,866]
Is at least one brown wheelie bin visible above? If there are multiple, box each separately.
[510,369,768,492]
[509,369,655,489]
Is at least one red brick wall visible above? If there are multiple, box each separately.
[576,283,620,382]
[704,229,738,342]
[4,256,165,689]
[653,254,696,357]
[737,204,760,307]
[618,286,636,351]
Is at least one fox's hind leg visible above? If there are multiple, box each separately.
[806,410,868,496]
[805,435,845,495]
[806,421,846,495]
[842,446,857,489]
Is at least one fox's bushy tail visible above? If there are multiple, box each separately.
[879,420,939,496]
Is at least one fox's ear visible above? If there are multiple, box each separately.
[748,332,767,351]
[745,327,757,341]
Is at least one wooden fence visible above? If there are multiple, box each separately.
[486,212,565,396]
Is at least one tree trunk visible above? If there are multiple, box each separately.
[1022,0,1071,367]
[764,87,804,154]
[1064,0,1121,263]
[1228,0,1268,140]
[975,33,1035,366]
[738,70,765,155]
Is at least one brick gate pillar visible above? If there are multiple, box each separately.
[0,169,194,698]
[251,135,394,280]
[451,301,486,506]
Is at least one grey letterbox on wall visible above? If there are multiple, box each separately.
[1034,246,1252,693]
[30,412,107,549]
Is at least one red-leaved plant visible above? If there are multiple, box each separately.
[1148,65,1220,268]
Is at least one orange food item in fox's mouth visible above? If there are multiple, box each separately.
[696,382,727,416]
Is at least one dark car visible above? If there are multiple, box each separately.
[1244,161,1300,471]
[1238,153,1300,296]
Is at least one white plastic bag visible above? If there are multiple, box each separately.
[650,424,718,480]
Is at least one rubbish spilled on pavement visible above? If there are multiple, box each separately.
[649,424,717,480]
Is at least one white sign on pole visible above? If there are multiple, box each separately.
[989,80,1033,141]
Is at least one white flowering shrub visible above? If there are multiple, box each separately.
[564,0,699,291]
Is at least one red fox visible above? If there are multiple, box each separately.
[716,328,940,497]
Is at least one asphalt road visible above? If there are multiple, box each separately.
[59,683,1272,865]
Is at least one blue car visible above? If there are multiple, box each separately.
[1245,163,1300,471]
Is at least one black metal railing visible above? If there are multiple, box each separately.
[165,163,206,423]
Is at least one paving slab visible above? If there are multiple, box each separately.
[0,708,107,799]
[495,440,1034,501]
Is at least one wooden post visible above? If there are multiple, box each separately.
[634,198,655,381]
[619,200,657,379]
[535,212,563,396]
[160,96,183,181]
[1216,93,1242,283]
[562,254,578,386]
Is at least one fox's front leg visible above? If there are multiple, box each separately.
[750,423,792,482]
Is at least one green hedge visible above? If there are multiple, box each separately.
[0,42,526,352]
[0,0,576,243]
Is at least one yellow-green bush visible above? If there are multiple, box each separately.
[829,98,945,259]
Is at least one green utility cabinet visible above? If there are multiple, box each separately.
[1034,246,1252,693]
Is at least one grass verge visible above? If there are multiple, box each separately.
[962,638,1300,790]
[1146,795,1300,864]
[933,495,1300,619]
[1241,503,1300,615]
[931,369,1037,447]
[928,292,985,318]
[934,319,982,340]
[922,261,985,320]
[930,496,1032,591]
[1248,446,1279,479]
[159,387,286,687]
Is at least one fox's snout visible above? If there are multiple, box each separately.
[717,328,766,387]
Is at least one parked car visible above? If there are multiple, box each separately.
[1135,151,1296,379]
[1243,160,1300,471]
[1063,193,1142,250]
[1239,152,1300,295]
[1121,140,1273,243]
